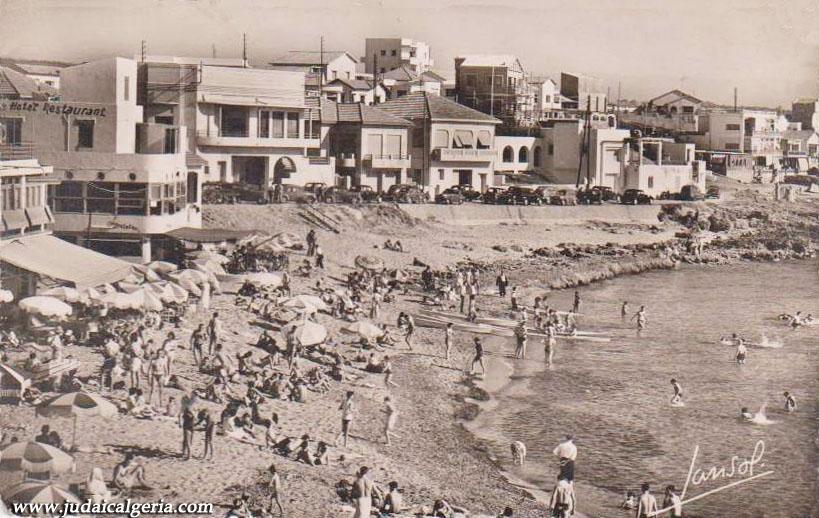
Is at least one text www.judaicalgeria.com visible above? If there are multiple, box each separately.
[10,499,213,517]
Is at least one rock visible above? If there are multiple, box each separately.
[510,245,524,252]
[492,245,508,252]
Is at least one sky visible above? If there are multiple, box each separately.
[1,0,818,108]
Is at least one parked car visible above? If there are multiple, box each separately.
[620,189,653,205]
[549,189,577,206]
[783,174,819,187]
[279,184,317,204]
[435,188,465,205]
[577,186,617,204]
[549,189,577,205]
[304,182,329,194]
[349,185,380,203]
[505,186,544,205]
[322,186,363,204]
[449,184,483,202]
[678,184,705,201]
[705,186,720,200]
[203,182,269,204]
[482,187,507,204]
[383,184,428,203]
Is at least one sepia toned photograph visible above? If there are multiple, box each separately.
[0,1,817,516]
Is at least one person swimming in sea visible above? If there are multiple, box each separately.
[631,306,647,336]
[670,378,683,405]
[784,391,797,412]
[740,407,754,421]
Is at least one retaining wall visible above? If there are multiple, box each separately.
[401,203,662,226]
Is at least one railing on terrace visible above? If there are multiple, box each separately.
[0,142,35,161]
[363,154,410,160]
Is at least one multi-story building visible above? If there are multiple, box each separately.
[269,51,359,89]
[790,98,819,131]
[687,108,787,165]
[560,72,607,113]
[780,128,819,171]
[381,67,445,98]
[364,38,433,75]
[1,57,203,261]
[530,77,561,118]
[620,138,705,196]
[319,101,412,192]
[376,92,501,194]
[454,55,534,126]
[539,119,630,186]
[618,90,705,134]
[324,78,387,105]
[138,55,335,187]
[0,151,133,298]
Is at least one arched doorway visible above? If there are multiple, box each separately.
[502,146,514,162]
[518,146,529,163]
[273,156,296,184]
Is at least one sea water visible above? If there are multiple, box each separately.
[476,261,818,517]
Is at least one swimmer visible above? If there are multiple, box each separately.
[621,301,629,321]
[740,407,754,421]
[631,306,647,336]
[784,391,796,412]
[735,339,747,364]
[670,378,683,405]
[790,311,804,329]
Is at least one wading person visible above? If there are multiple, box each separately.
[544,323,556,367]
[735,339,747,365]
[383,395,399,446]
[670,378,683,405]
[552,434,577,482]
[663,485,682,518]
[207,312,221,356]
[636,482,658,518]
[549,476,576,518]
[784,391,797,412]
[469,337,486,375]
[572,291,581,314]
[632,305,647,336]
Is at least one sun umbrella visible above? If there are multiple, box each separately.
[355,255,385,271]
[281,298,318,315]
[99,292,140,311]
[130,289,164,312]
[193,259,226,276]
[131,264,161,282]
[4,481,80,506]
[38,287,82,303]
[292,294,329,312]
[18,297,71,318]
[172,277,202,297]
[116,281,143,294]
[189,250,230,264]
[342,321,384,340]
[173,269,209,285]
[36,391,118,446]
[0,441,75,475]
[0,289,13,303]
[147,260,178,274]
[244,272,283,287]
[282,320,327,346]
[165,282,190,302]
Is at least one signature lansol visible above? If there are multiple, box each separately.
[651,439,773,516]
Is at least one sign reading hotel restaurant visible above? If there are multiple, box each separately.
[0,101,108,117]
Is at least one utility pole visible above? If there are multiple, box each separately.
[585,95,592,186]
[489,66,495,117]
[319,36,325,96]
[242,33,248,67]
[140,40,146,62]
[617,81,622,119]
[733,87,738,112]
[212,44,217,58]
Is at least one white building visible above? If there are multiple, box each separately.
[364,38,433,75]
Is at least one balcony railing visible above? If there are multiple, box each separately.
[196,131,319,148]
[337,153,357,168]
[363,153,411,169]
[432,147,495,162]
[0,142,35,161]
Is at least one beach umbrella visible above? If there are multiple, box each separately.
[342,321,384,340]
[281,298,318,315]
[282,320,327,346]
[116,281,143,294]
[292,294,329,312]
[36,391,118,446]
[18,297,71,318]
[131,264,161,282]
[173,269,209,285]
[38,287,82,303]
[355,255,385,271]
[172,277,202,297]
[0,289,13,303]
[130,289,164,312]
[0,441,75,476]
[244,272,283,288]
[147,260,178,274]
[272,232,303,248]
[193,259,227,276]
[4,481,80,506]
[165,282,190,302]
[99,292,140,311]
[189,250,230,264]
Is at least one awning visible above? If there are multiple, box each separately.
[186,153,208,168]
[166,227,255,244]
[454,130,473,148]
[2,209,28,231]
[477,131,492,148]
[25,206,53,226]
[274,156,296,173]
[0,233,133,288]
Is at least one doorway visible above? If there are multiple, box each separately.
[232,156,268,187]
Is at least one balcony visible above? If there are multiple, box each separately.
[363,153,411,169]
[0,142,35,161]
[432,147,495,162]
[337,153,357,168]
[196,131,320,149]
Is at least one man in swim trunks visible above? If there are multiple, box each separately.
[670,378,683,405]
[735,339,747,364]
[632,306,647,336]
[784,391,797,412]
[544,324,556,367]
[636,482,657,518]
[444,323,454,360]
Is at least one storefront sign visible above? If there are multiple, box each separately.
[0,101,107,117]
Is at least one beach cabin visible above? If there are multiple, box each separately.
[0,364,30,403]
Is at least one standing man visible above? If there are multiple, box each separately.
[469,337,486,375]
[544,323,556,367]
[552,434,577,482]
[572,291,581,314]
[306,229,316,257]
[352,466,374,518]
[404,313,415,351]
[444,323,454,360]
[670,378,684,405]
[735,339,748,365]
[190,324,205,367]
[197,409,215,461]
[268,464,285,517]
[636,483,658,518]
[207,312,221,357]
[315,244,325,269]
[549,476,576,518]
[784,391,797,412]
[336,391,355,448]
[496,270,508,298]
[621,301,629,321]
[662,485,683,518]
[181,406,195,460]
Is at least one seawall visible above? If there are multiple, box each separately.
[401,203,662,226]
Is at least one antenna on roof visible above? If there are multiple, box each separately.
[242,33,248,67]
[319,36,324,95]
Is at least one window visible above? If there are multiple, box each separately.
[465,74,476,87]
[0,118,23,145]
[391,49,397,56]
[26,185,41,207]
[304,114,320,139]
[725,124,741,131]
[51,181,83,213]
[332,70,337,79]
[286,113,299,138]
[725,143,740,150]
[439,169,445,181]
[433,129,449,149]
[218,161,227,182]
[1,177,22,211]
[367,134,383,157]
[163,128,177,154]
[647,177,654,189]
[683,106,694,113]
[155,116,173,125]
[548,144,554,155]
[117,183,148,215]
[518,147,528,163]
[271,112,284,138]
[380,50,386,56]
[544,95,551,103]
[533,146,542,166]
[502,146,514,162]
[86,182,115,214]
[410,50,416,58]
[259,110,270,138]
[220,106,248,137]
[76,120,94,149]
[123,76,130,101]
